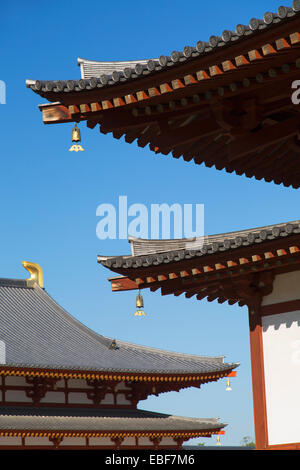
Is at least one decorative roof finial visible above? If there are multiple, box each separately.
[22,261,44,288]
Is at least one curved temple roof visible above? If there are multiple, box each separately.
[99,219,300,269]
[0,278,237,375]
[26,3,300,94]
[98,219,300,307]
[26,2,300,189]
[0,407,224,436]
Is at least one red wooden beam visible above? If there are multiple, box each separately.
[39,103,73,124]
[108,276,139,291]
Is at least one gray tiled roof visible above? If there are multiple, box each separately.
[0,280,237,374]
[0,407,224,432]
[26,3,300,94]
[98,220,300,269]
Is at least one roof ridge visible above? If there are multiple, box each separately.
[99,220,300,263]
[0,278,28,289]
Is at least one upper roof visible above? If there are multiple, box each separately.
[0,278,237,375]
[26,2,300,189]
[26,3,300,94]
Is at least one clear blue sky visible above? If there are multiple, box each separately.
[1,0,299,447]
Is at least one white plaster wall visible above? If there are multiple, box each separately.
[115,381,131,391]
[40,392,65,404]
[262,271,300,306]
[60,437,86,446]
[116,393,131,405]
[5,390,32,403]
[68,379,89,388]
[55,379,65,387]
[68,392,93,404]
[5,376,27,386]
[262,310,300,445]
[159,437,176,446]
[25,437,50,446]
[122,437,136,446]
[99,393,114,404]
[89,437,114,446]
[138,437,151,446]
[0,437,22,446]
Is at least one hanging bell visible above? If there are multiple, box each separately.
[72,123,81,142]
[134,291,146,316]
[226,378,232,391]
[216,435,221,446]
[69,124,84,152]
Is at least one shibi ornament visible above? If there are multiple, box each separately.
[134,290,146,317]
[69,124,84,152]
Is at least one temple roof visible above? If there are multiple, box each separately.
[26,4,300,94]
[0,278,237,375]
[26,2,300,188]
[0,406,224,436]
[99,220,300,270]
[98,219,300,308]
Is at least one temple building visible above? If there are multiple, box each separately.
[0,262,238,450]
[26,2,300,188]
[25,0,300,451]
[98,220,300,450]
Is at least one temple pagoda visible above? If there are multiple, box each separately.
[0,262,238,450]
[25,0,300,451]
[26,1,300,188]
[99,220,300,450]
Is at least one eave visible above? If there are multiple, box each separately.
[0,365,237,388]
[99,222,300,311]
[0,428,224,441]
[26,8,300,187]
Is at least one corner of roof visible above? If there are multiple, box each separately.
[97,255,111,264]
[25,79,36,88]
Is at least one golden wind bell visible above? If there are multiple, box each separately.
[69,124,84,152]
[134,291,146,317]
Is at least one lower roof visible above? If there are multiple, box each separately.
[0,278,237,376]
[0,407,224,435]
[98,219,300,307]
[99,219,300,270]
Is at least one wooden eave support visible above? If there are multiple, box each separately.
[38,51,300,128]
[228,115,300,162]
[106,240,300,287]
[39,103,73,124]
[0,428,225,440]
[150,117,221,152]
[109,276,139,291]
[0,365,231,385]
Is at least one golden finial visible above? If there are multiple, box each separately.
[22,261,44,288]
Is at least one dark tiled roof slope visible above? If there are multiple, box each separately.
[98,220,300,269]
[26,2,300,95]
[0,407,224,432]
[0,280,237,374]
